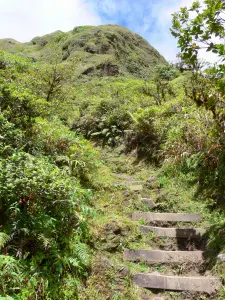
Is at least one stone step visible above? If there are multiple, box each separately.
[134,273,220,294]
[124,249,203,264]
[127,180,144,184]
[139,226,206,238]
[133,212,202,222]
[141,198,155,208]
[129,185,143,191]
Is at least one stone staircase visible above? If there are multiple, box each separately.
[123,186,221,297]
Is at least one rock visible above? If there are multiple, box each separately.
[119,265,130,276]
[217,254,225,262]
[146,177,158,189]
[95,221,123,252]
[141,198,156,208]
[103,234,121,252]
[105,221,121,234]
[55,155,69,167]
[146,176,157,183]
[129,185,143,191]
[98,257,114,268]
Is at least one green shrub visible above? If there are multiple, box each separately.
[0,83,48,129]
[31,117,99,183]
[126,107,162,161]
[0,151,92,297]
[0,51,31,73]
[0,115,23,158]
[75,98,131,146]
[0,255,23,296]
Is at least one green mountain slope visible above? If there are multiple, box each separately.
[0,25,166,78]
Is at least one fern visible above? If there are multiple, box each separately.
[75,242,90,266]
[37,233,53,250]
[68,257,80,268]
[0,255,23,295]
[0,232,10,248]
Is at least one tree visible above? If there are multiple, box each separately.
[171,0,225,68]
[34,63,65,102]
[153,65,178,104]
[170,0,225,128]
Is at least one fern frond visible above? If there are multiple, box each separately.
[37,234,53,250]
[75,243,90,266]
[0,255,21,274]
[0,232,10,248]
[68,257,80,268]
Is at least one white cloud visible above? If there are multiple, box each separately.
[145,0,198,61]
[0,0,102,42]
[99,0,118,15]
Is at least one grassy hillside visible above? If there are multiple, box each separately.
[0,25,166,78]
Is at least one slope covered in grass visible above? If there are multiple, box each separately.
[0,25,166,78]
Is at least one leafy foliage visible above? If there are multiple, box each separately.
[170,0,225,208]
[0,51,97,298]
[171,0,225,66]
[126,108,162,162]
[0,255,23,295]
[0,233,10,248]
[171,0,225,128]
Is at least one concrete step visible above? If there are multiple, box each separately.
[133,212,202,222]
[141,198,155,208]
[139,226,206,238]
[124,249,203,264]
[134,273,220,294]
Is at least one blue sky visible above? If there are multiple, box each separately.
[93,0,192,61]
[0,0,208,62]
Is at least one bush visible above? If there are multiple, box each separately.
[0,83,48,129]
[0,115,23,158]
[75,98,131,146]
[126,107,162,162]
[31,117,99,183]
[0,151,92,297]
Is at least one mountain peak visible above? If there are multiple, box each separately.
[0,25,167,78]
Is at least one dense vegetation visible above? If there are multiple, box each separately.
[0,51,99,298]
[0,4,225,298]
